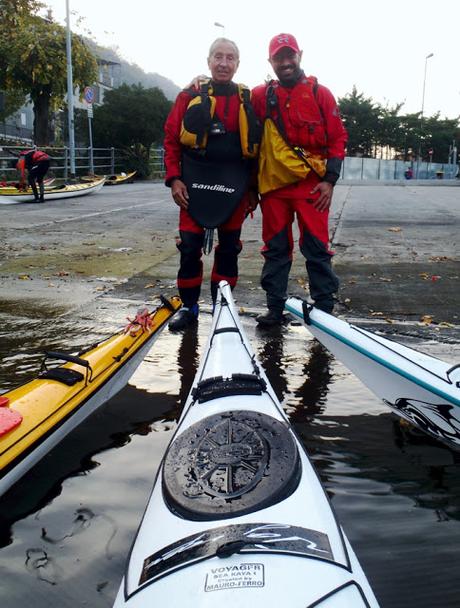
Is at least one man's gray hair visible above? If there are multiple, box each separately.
[208,38,240,60]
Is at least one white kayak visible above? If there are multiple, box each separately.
[286,297,460,449]
[0,176,106,204]
[114,282,379,608]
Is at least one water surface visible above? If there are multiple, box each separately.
[1,300,459,607]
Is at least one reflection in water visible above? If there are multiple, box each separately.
[291,341,333,423]
[0,381,178,549]
[256,326,288,401]
[176,328,200,409]
[1,304,460,607]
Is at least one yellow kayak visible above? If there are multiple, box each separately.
[0,176,106,204]
[0,296,181,495]
[104,171,137,185]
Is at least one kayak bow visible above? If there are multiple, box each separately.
[286,297,460,449]
[114,282,378,607]
[0,296,181,496]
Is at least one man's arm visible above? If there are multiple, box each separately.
[163,91,193,187]
[316,84,347,186]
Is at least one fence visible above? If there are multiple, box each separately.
[0,145,133,180]
[341,156,458,180]
[1,145,457,182]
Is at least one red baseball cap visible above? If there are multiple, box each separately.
[269,33,300,58]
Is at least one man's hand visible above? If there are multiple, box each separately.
[310,181,333,212]
[246,190,259,213]
[171,179,189,209]
[184,74,209,90]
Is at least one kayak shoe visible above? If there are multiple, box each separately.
[314,298,334,314]
[168,304,199,331]
[256,308,284,327]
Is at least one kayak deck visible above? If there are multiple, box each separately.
[0,177,106,203]
[114,283,378,607]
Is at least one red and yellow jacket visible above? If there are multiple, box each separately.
[251,74,347,196]
[164,82,244,187]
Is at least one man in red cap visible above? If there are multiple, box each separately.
[251,33,347,325]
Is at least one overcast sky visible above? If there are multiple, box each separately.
[43,0,459,119]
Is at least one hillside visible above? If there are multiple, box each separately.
[89,41,181,101]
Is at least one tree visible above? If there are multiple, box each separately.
[91,84,172,177]
[338,87,381,157]
[0,0,97,145]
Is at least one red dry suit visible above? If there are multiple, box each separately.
[164,82,253,306]
[251,73,347,312]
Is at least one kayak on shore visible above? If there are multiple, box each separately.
[0,176,106,204]
[113,282,379,607]
[0,296,181,497]
[286,297,460,450]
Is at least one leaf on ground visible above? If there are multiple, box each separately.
[431,275,441,282]
[144,283,156,289]
[18,274,31,280]
[379,277,392,282]
[419,272,430,280]
[388,226,402,232]
[370,311,384,316]
[438,321,454,328]
[385,318,395,324]
[429,255,453,262]
[419,315,433,325]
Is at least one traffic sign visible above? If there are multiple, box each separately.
[87,106,93,118]
[84,86,94,104]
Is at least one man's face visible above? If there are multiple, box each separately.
[269,47,303,85]
[207,42,239,84]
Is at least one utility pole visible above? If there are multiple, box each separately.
[66,0,76,179]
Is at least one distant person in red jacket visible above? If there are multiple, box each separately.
[251,34,348,325]
[17,149,50,203]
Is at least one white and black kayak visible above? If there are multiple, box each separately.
[114,282,379,607]
[286,297,460,450]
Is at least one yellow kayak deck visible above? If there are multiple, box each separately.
[104,171,137,185]
[0,297,181,474]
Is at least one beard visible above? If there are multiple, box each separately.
[276,66,303,87]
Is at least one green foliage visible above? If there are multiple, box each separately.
[0,0,97,144]
[0,89,25,120]
[91,84,171,177]
[339,87,380,157]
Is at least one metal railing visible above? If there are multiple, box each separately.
[0,145,127,180]
[1,146,456,182]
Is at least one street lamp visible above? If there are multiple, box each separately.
[65,0,76,178]
[417,52,434,174]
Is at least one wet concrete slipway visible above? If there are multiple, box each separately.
[0,180,459,607]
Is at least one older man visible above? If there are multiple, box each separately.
[251,33,347,326]
[164,38,259,331]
